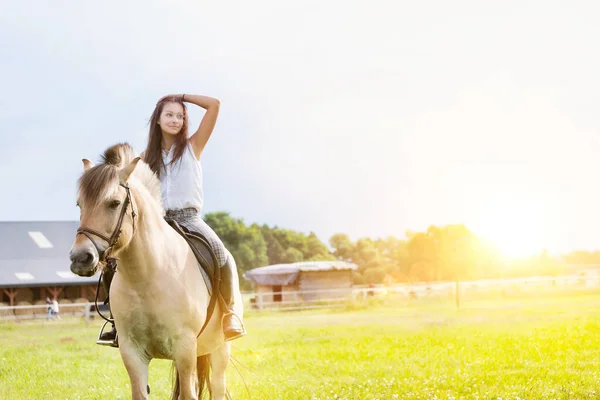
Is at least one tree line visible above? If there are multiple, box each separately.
[204,212,592,289]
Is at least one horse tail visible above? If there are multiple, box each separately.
[170,355,212,400]
[197,354,212,398]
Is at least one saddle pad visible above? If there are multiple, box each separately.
[165,219,216,296]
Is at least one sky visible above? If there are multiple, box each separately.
[1,1,600,257]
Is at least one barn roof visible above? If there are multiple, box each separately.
[243,261,357,286]
[0,221,99,288]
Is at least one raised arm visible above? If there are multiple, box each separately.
[180,93,220,159]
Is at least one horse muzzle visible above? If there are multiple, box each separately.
[69,247,100,277]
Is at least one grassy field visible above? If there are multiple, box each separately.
[2,294,600,399]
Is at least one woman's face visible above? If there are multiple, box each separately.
[158,102,184,136]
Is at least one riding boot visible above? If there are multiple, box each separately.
[97,268,118,346]
[220,255,246,341]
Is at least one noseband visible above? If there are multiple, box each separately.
[76,182,137,270]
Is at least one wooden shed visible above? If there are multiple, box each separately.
[243,261,357,306]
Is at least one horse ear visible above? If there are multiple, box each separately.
[82,159,94,171]
[120,157,141,182]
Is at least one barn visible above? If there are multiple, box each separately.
[243,261,357,307]
[0,221,101,312]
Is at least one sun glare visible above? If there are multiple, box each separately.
[469,193,548,259]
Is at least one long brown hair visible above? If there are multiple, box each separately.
[144,96,189,178]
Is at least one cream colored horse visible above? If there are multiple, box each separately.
[69,143,242,400]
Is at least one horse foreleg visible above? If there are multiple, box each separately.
[210,342,231,400]
[175,338,199,400]
[119,344,150,400]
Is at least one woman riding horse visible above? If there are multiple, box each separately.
[97,93,246,346]
[70,141,244,399]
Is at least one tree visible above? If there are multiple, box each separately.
[262,226,334,262]
[284,248,303,263]
[305,232,336,261]
[261,225,287,265]
[204,212,268,279]
[329,233,354,262]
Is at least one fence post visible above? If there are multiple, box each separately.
[257,293,263,311]
[455,279,460,309]
[84,302,91,325]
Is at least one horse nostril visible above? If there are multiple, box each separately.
[81,251,94,264]
[71,250,94,264]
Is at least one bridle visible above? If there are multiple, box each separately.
[76,182,137,269]
[76,182,137,322]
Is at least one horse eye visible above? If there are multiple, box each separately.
[109,200,121,210]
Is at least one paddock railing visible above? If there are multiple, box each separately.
[2,274,600,320]
[0,302,96,322]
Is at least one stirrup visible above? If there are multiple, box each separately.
[222,311,246,342]
[96,320,119,348]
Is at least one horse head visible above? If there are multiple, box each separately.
[70,144,141,277]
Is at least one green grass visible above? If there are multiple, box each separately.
[2,294,600,399]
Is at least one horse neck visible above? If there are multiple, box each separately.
[115,197,187,285]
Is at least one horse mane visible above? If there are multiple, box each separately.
[78,143,162,210]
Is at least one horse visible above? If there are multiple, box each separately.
[69,143,243,400]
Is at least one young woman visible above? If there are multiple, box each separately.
[99,93,246,345]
